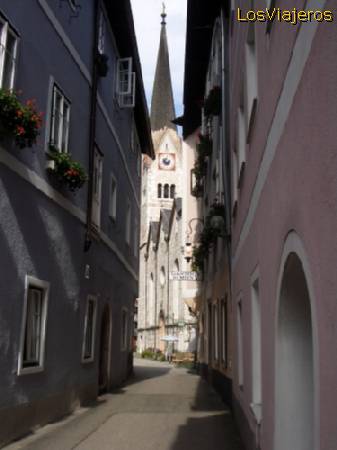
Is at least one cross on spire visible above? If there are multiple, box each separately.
[161,2,167,25]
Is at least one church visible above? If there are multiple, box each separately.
[137,7,200,354]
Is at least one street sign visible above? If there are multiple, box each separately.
[169,271,202,281]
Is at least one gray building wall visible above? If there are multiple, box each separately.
[0,0,146,445]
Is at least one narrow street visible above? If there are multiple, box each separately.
[5,359,243,450]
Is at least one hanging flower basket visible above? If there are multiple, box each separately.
[48,147,88,192]
[204,86,221,117]
[0,89,43,148]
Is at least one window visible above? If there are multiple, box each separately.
[125,201,131,244]
[163,184,169,199]
[0,18,18,90]
[237,300,244,388]
[245,22,258,141]
[92,148,103,228]
[50,85,71,152]
[213,304,219,361]
[158,183,162,198]
[109,174,117,221]
[121,308,128,351]
[160,267,166,287]
[170,184,175,199]
[251,276,262,406]
[18,276,49,375]
[221,298,228,365]
[116,58,136,108]
[82,296,97,362]
[98,9,106,54]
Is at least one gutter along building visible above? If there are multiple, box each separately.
[183,1,337,450]
[0,0,153,446]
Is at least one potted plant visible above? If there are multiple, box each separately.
[48,146,88,192]
[0,89,43,148]
[204,86,221,117]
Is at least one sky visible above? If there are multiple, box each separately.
[130,0,187,118]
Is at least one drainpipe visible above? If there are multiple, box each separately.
[220,7,232,293]
[84,0,101,252]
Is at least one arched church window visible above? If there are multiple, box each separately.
[158,183,162,198]
[164,184,169,198]
[170,185,175,199]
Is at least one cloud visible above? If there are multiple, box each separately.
[131,0,187,117]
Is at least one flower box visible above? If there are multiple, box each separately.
[47,147,88,192]
[0,89,42,148]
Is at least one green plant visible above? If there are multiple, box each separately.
[0,89,43,148]
[48,146,88,192]
[204,86,221,117]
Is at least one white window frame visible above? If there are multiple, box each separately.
[125,200,131,245]
[82,295,98,363]
[0,17,18,90]
[116,58,135,108]
[50,84,71,153]
[18,276,50,375]
[108,173,117,221]
[92,148,103,229]
[121,307,128,351]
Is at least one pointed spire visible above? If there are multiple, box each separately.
[150,5,177,133]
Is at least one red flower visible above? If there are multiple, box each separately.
[16,126,25,136]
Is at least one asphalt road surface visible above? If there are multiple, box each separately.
[5,358,244,450]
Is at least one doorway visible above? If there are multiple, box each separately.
[98,305,111,394]
[274,252,314,450]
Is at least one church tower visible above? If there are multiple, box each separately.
[141,5,182,233]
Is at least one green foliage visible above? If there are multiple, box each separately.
[48,146,88,192]
[0,89,42,148]
[191,201,226,272]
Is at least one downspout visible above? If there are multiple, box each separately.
[154,244,158,349]
[84,0,101,252]
[166,236,170,329]
[220,7,232,293]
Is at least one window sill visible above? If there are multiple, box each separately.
[82,357,95,364]
[17,365,44,376]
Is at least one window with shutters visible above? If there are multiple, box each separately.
[121,308,128,351]
[49,85,71,153]
[0,17,18,90]
[116,58,136,108]
[82,296,97,362]
[18,276,49,375]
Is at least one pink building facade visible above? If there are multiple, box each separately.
[230,2,337,450]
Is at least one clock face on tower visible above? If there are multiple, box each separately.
[158,153,176,171]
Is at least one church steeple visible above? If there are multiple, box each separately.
[150,4,177,132]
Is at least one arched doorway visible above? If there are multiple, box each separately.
[98,305,111,394]
[275,251,315,450]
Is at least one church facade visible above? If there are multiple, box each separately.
[137,9,199,354]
